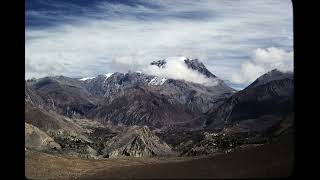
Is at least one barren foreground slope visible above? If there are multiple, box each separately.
[26,134,293,179]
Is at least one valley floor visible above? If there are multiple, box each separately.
[25,135,294,179]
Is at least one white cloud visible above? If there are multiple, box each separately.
[253,47,293,64]
[143,57,218,85]
[231,47,293,84]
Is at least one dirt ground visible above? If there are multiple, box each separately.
[26,135,294,179]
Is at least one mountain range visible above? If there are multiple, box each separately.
[25,57,294,159]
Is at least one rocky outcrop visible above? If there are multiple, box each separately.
[102,126,174,158]
[150,59,166,68]
[25,122,61,151]
[183,58,217,78]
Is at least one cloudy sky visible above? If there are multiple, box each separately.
[25,0,293,89]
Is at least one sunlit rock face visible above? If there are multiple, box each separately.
[102,126,174,158]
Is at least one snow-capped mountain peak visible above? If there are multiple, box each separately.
[150,57,217,79]
[80,72,113,82]
[79,77,95,81]
[183,58,216,78]
[104,73,114,79]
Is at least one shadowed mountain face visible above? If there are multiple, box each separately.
[27,76,99,118]
[205,69,294,129]
[82,74,112,97]
[88,85,197,129]
[246,69,293,89]
[155,78,234,113]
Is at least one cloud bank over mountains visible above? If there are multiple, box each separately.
[144,57,218,86]
[25,0,293,88]
[231,47,293,84]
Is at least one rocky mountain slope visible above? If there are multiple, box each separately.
[26,76,99,118]
[205,69,293,129]
[25,82,46,108]
[82,58,235,114]
[25,122,61,151]
[177,70,294,156]
[102,126,174,158]
[25,84,106,158]
[151,69,294,156]
[182,113,294,156]
[25,81,178,158]
[88,85,197,129]
[246,69,293,89]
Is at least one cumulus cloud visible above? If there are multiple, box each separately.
[231,47,293,84]
[25,0,293,89]
[143,57,218,85]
